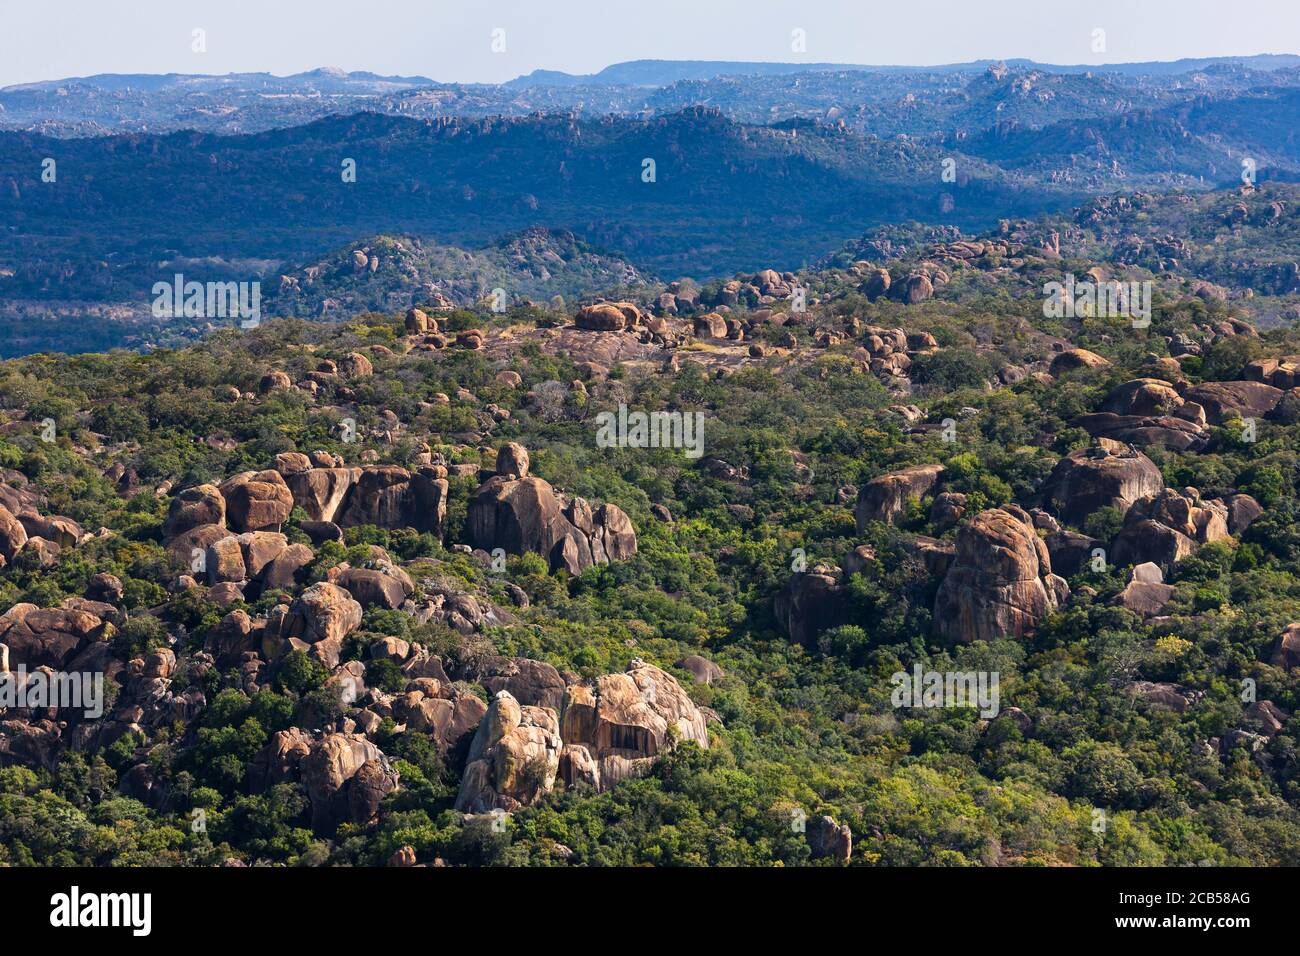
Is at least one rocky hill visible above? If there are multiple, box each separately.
[263,230,652,320]
[4,184,1300,865]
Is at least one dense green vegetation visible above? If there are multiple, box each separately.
[3,211,1300,868]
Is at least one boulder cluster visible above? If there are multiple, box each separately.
[468,443,637,575]
[455,660,711,812]
[0,474,88,571]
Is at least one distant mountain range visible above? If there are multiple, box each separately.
[9,55,1300,95]
[3,54,1300,355]
[506,54,1300,86]
[5,56,1300,138]
[0,67,435,94]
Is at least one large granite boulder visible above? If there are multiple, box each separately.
[1270,623,1300,671]
[1070,412,1206,451]
[1183,381,1284,425]
[392,685,487,761]
[574,303,629,331]
[335,566,412,610]
[17,513,82,550]
[453,655,568,712]
[1038,445,1164,526]
[556,662,710,794]
[0,504,28,563]
[467,447,637,575]
[1044,530,1103,577]
[1050,348,1110,375]
[1113,563,1176,618]
[336,465,448,537]
[855,464,945,530]
[807,814,853,864]
[281,466,356,523]
[1111,488,1231,569]
[219,471,294,533]
[277,582,363,667]
[0,604,107,669]
[1218,493,1264,535]
[1101,379,1184,417]
[163,484,226,538]
[774,567,850,646]
[300,733,398,834]
[934,506,1068,643]
[454,691,563,813]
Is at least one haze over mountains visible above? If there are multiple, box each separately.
[2,54,1300,355]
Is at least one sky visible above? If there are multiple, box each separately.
[2,0,1298,87]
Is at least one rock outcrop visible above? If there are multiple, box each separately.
[1038,445,1164,526]
[273,582,363,668]
[1183,381,1284,425]
[453,661,710,812]
[556,662,710,794]
[219,471,295,533]
[467,446,637,574]
[855,464,945,530]
[454,691,563,813]
[774,566,851,646]
[298,733,398,834]
[934,506,1068,643]
[1111,488,1230,569]
[0,604,107,669]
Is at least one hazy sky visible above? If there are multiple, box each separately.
[2,0,1297,87]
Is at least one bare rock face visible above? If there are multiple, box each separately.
[1111,488,1230,569]
[693,312,729,339]
[1218,493,1264,534]
[453,656,568,712]
[405,308,435,334]
[1071,411,1206,452]
[1114,563,1175,617]
[17,513,82,550]
[300,733,398,834]
[934,506,1068,643]
[1270,623,1300,671]
[1038,445,1164,526]
[259,370,291,393]
[1045,530,1102,577]
[335,566,411,610]
[392,683,487,761]
[336,465,448,537]
[496,442,530,479]
[1102,379,1184,417]
[855,464,945,530]
[894,272,933,304]
[0,503,28,562]
[163,484,226,538]
[1183,381,1284,425]
[862,268,891,300]
[1050,348,1110,375]
[205,536,246,583]
[0,604,106,669]
[248,728,312,792]
[219,471,294,533]
[807,814,853,863]
[774,567,850,646]
[468,447,637,574]
[557,662,710,794]
[339,351,374,379]
[282,466,355,523]
[278,582,363,667]
[86,572,125,605]
[455,691,562,813]
[574,303,629,331]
